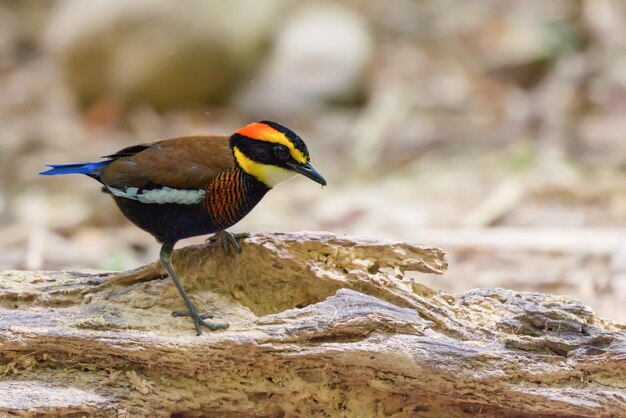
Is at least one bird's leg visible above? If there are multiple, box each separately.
[206,231,250,255]
[159,241,229,335]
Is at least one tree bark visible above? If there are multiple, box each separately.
[0,232,624,417]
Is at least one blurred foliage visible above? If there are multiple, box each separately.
[1,0,626,320]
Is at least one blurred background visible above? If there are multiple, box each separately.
[1,0,626,320]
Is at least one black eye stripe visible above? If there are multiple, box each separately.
[274,145,290,159]
[232,135,293,164]
[233,135,290,150]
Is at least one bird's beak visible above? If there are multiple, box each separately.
[287,161,327,186]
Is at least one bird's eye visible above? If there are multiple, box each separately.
[274,145,290,160]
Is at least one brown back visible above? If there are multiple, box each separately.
[100,135,234,189]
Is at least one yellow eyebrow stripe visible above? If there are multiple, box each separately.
[236,123,308,164]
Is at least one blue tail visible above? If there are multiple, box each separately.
[39,161,111,177]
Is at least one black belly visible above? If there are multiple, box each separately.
[109,170,270,243]
[112,198,221,242]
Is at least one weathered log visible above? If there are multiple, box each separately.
[0,232,624,417]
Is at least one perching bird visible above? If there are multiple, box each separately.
[40,121,326,335]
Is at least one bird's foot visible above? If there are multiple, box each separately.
[206,231,250,255]
[172,309,229,335]
[172,310,213,319]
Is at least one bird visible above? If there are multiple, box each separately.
[40,121,327,335]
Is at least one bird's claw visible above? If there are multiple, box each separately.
[172,310,229,335]
[207,231,250,256]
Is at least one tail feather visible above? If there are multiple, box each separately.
[39,161,111,177]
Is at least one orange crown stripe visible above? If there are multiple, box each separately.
[236,122,307,164]
[236,122,278,140]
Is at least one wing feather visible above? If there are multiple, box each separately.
[100,136,233,189]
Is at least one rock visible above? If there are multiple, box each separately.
[44,0,285,108]
[237,3,373,116]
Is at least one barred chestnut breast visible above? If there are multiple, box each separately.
[204,167,269,231]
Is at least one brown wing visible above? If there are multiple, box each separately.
[100,135,234,189]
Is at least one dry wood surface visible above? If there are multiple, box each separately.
[0,232,624,417]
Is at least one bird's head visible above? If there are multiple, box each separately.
[230,121,327,188]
